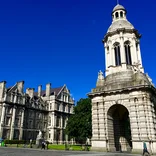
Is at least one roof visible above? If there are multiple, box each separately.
[113,4,125,12]
[34,86,63,97]
[107,19,134,33]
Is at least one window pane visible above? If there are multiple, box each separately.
[117,46,121,65]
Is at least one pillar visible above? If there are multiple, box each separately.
[19,108,25,140]
[120,35,126,69]
[10,105,16,140]
[131,38,138,64]
[0,103,6,138]
[137,43,143,66]
[60,116,63,143]
[105,45,108,70]
[51,112,55,143]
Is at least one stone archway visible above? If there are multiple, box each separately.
[107,104,132,152]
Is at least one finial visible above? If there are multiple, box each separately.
[117,0,119,4]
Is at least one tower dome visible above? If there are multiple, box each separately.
[103,4,144,76]
[107,4,134,33]
[113,4,125,12]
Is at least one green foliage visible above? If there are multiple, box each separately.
[65,98,92,144]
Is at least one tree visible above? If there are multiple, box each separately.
[65,98,92,144]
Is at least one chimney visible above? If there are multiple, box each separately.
[17,81,24,93]
[0,81,6,98]
[38,85,42,97]
[26,88,34,98]
[46,83,51,97]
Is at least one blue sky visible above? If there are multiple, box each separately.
[0,0,156,102]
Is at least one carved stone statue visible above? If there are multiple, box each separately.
[96,70,105,87]
[37,130,42,139]
[36,130,43,148]
[98,70,104,80]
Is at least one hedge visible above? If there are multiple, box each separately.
[4,140,35,144]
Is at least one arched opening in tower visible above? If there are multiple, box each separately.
[107,104,132,152]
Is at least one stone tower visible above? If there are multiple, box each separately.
[88,4,156,154]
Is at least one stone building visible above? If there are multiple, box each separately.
[0,81,74,143]
[88,4,156,154]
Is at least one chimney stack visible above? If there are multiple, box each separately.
[17,81,24,93]
[26,88,34,98]
[0,81,6,98]
[46,83,51,97]
[38,85,42,97]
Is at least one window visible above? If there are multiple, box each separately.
[16,109,21,115]
[120,11,123,18]
[63,117,65,128]
[112,14,114,19]
[136,43,139,51]
[115,12,119,18]
[7,107,12,114]
[57,103,60,111]
[107,47,109,53]
[68,106,70,113]
[63,104,65,112]
[48,116,51,126]
[114,43,121,66]
[56,116,60,127]
[6,117,10,126]
[15,118,19,127]
[124,41,132,65]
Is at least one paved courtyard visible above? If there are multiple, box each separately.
[0,147,142,156]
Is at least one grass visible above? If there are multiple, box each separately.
[5,144,90,151]
[48,144,65,150]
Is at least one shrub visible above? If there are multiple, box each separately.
[4,140,26,144]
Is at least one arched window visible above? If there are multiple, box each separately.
[120,11,123,18]
[124,41,132,65]
[114,43,121,66]
[112,14,114,20]
[115,12,119,19]
[136,43,139,51]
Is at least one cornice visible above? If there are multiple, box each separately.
[88,85,156,98]
[102,28,141,43]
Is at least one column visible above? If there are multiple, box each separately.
[131,38,138,64]
[10,105,16,140]
[92,102,99,140]
[105,45,108,70]
[19,108,25,140]
[110,47,115,74]
[60,116,63,143]
[137,43,142,66]
[51,112,55,143]
[120,36,126,69]
[130,101,140,141]
[138,99,148,140]
[0,103,6,138]
[137,43,144,72]
[14,93,17,103]
[99,102,106,140]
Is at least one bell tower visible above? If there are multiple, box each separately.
[88,4,156,154]
[104,4,144,76]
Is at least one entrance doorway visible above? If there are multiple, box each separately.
[107,104,132,152]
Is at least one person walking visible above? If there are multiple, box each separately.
[143,142,150,156]
[41,141,46,150]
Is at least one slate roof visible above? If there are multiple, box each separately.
[34,86,63,97]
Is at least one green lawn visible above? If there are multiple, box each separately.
[48,144,90,151]
[5,144,90,151]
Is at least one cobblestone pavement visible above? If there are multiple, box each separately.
[0,147,142,156]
